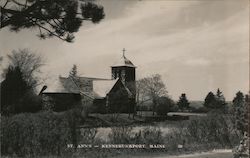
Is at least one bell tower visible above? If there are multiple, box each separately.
[111,48,136,86]
[111,48,136,114]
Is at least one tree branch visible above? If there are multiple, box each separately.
[1,7,21,15]
[0,0,105,42]
[31,19,66,41]
[3,0,10,9]
[12,0,29,8]
[38,25,42,34]
[137,98,152,106]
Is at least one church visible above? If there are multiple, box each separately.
[41,50,136,114]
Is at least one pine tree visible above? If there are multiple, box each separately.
[204,89,226,110]
[215,88,226,109]
[177,93,190,111]
[232,91,247,134]
[1,66,30,115]
[204,91,216,108]
[69,64,77,78]
[1,0,105,42]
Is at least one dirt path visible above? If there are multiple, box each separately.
[114,150,233,158]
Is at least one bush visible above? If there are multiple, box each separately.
[108,127,134,144]
[163,113,240,152]
[19,91,42,113]
[136,127,163,144]
[185,113,239,148]
[1,110,81,157]
[191,106,209,113]
[156,96,175,116]
[1,66,43,116]
[108,126,163,145]
[79,128,97,144]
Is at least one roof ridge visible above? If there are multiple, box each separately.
[80,91,95,99]
[59,76,110,80]
[111,54,136,68]
[78,76,111,80]
[67,76,81,92]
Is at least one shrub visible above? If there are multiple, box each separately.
[156,96,175,116]
[80,128,97,144]
[136,127,163,144]
[1,66,43,116]
[185,113,239,148]
[163,113,240,152]
[1,110,81,157]
[108,126,163,145]
[191,106,209,113]
[108,127,134,144]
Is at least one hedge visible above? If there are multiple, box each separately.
[1,110,80,157]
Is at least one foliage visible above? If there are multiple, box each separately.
[136,74,167,115]
[4,49,44,89]
[136,127,164,144]
[204,89,226,110]
[156,96,175,116]
[0,56,3,64]
[19,90,43,112]
[204,91,216,108]
[135,79,148,105]
[232,91,248,134]
[233,132,249,158]
[69,64,78,78]
[185,113,236,147]
[0,111,76,157]
[1,111,242,157]
[177,93,190,111]
[109,127,134,144]
[80,128,97,144]
[1,66,42,115]
[41,95,55,111]
[1,66,29,115]
[108,126,163,144]
[1,0,105,42]
[1,49,45,115]
[214,88,227,109]
[164,113,240,152]
[65,109,83,149]
[191,106,210,113]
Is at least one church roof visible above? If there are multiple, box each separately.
[112,53,136,68]
[93,78,119,98]
[43,77,79,93]
[42,76,133,99]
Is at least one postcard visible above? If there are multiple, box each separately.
[0,0,249,157]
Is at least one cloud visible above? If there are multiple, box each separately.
[0,0,248,100]
[184,58,211,66]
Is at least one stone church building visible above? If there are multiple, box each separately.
[41,51,136,114]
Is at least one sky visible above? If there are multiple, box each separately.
[0,0,249,101]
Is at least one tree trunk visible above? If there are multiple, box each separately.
[152,99,156,116]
